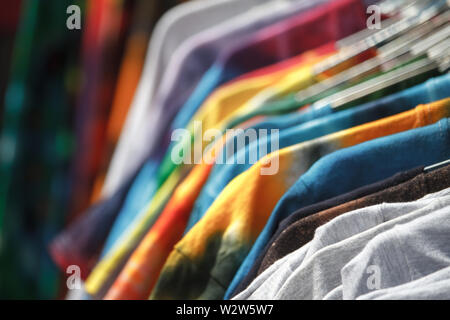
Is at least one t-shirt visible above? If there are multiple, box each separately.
[340,200,450,299]
[274,191,450,300]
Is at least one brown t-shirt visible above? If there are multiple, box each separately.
[258,164,450,275]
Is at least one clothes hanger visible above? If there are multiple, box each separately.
[427,39,450,62]
[336,16,400,49]
[424,159,450,173]
[311,0,448,77]
[318,17,450,109]
[294,11,450,104]
[336,0,433,48]
[313,57,440,110]
[432,49,450,73]
[336,0,423,49]
[311,20,450,109]
[377,0,425,15]
[232,2,449,118]
[379,11,450,59]
[406,26,450,73]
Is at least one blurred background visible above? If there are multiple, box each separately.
[3,0,448,301]
[0,0,188,299]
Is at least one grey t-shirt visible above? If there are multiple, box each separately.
[232,242,312,300]
[341,204,450,299]
[324,207,450,300]
[275,190,450,299]
[234,188,450,299]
